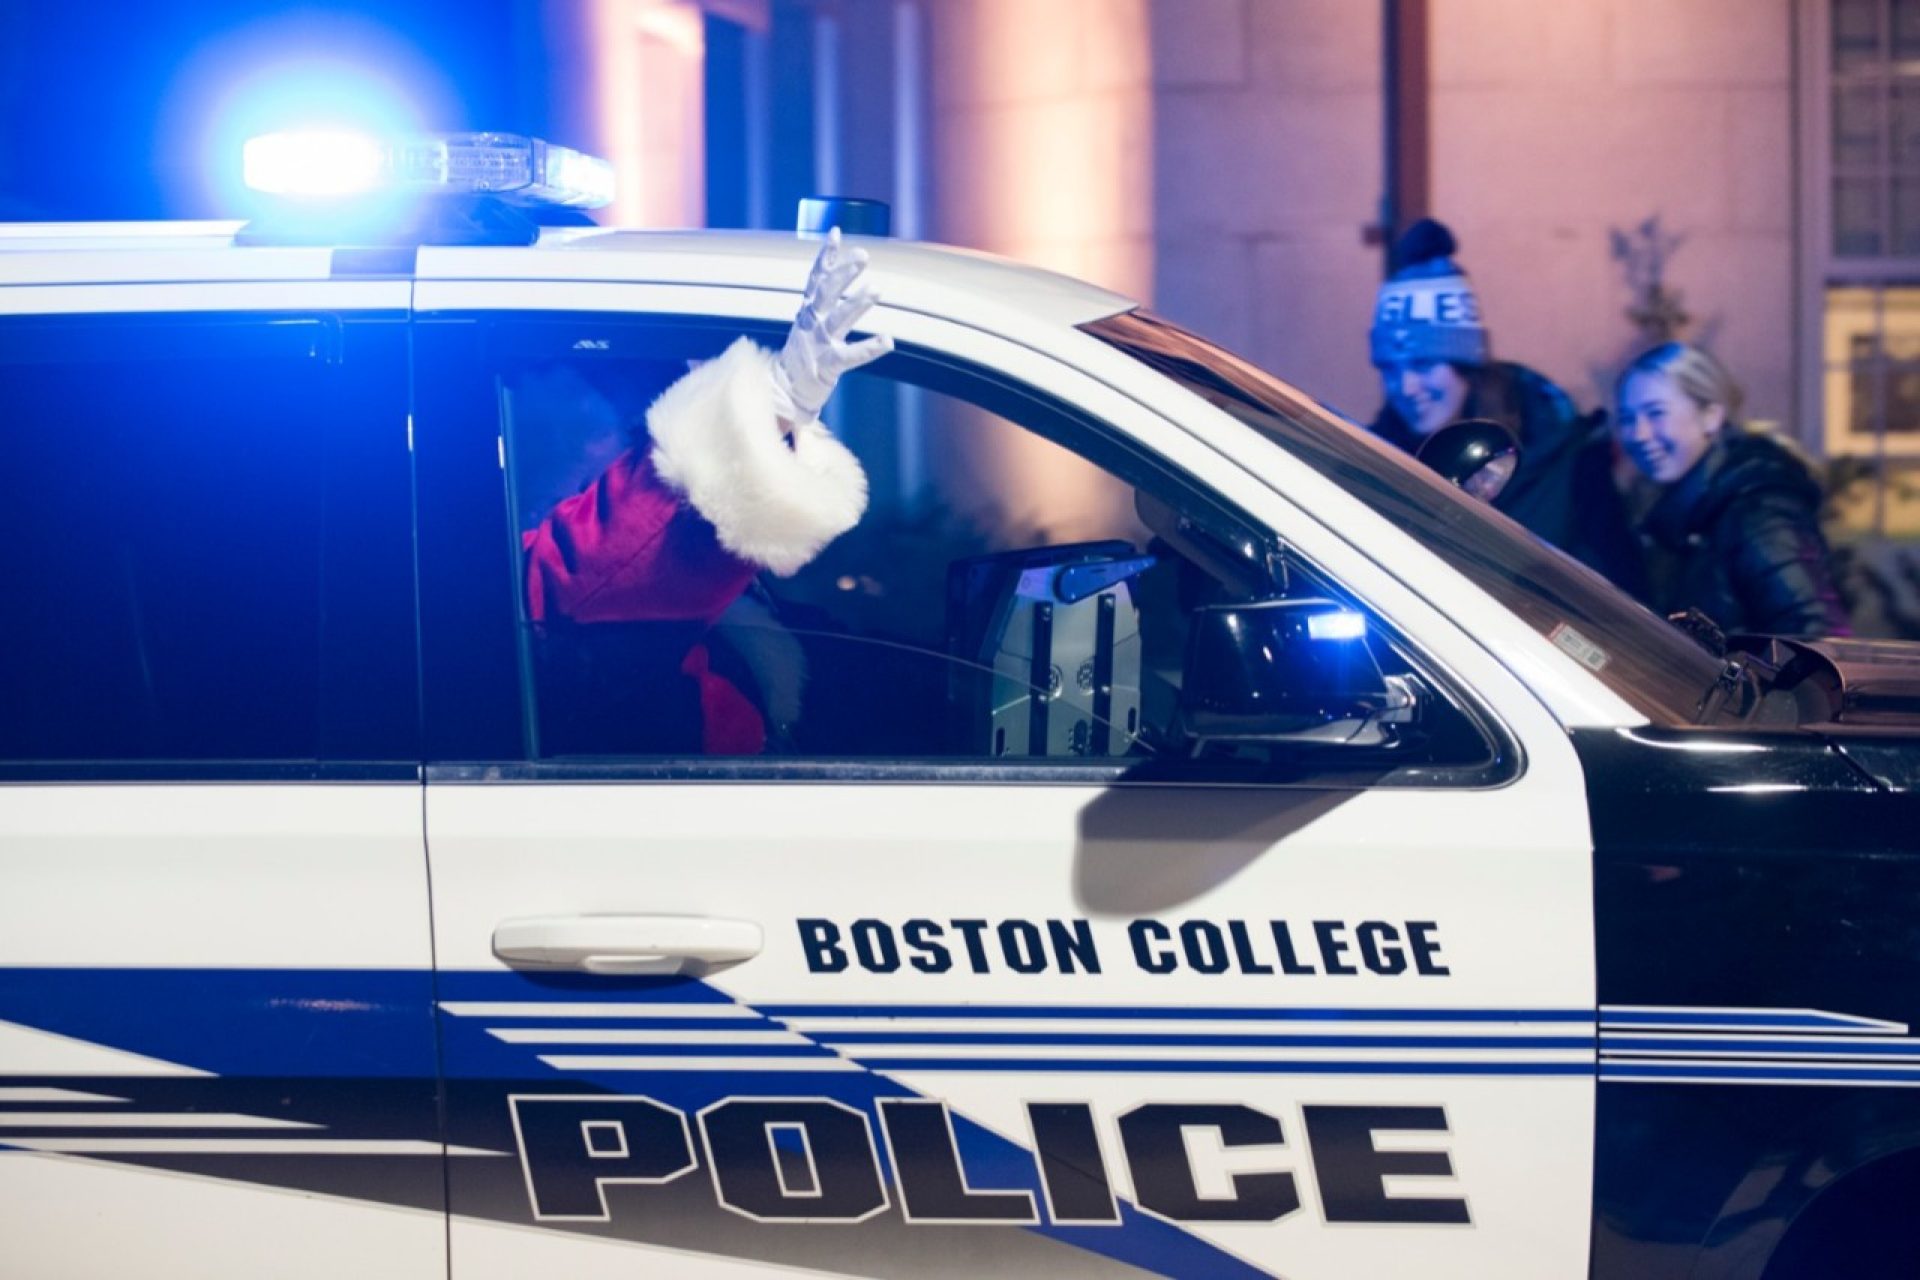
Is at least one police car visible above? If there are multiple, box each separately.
[2,131,1917,1280]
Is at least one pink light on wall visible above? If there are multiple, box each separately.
[922,0,1156,541]
[545,0,708,228]
[926,0,1154,302]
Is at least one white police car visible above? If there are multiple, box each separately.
[2,132,1918,1280]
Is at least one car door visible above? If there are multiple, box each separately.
[413,285,1598,1280]
[0,298,444,1277]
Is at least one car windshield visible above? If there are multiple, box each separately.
[1083,308,1726,726]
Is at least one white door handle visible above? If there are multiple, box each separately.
[493,915,764,976]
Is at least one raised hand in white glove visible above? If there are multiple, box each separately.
[769,227,895,429]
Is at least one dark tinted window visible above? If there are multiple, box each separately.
[497,328,1160,762]
[0,314,418,764]
[457,314,1499,783]
[1085,309,1727,725]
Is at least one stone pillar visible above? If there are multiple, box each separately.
[536,0,709,228]
[924,0,1154,301]
[1148,0,1386,419]
[1429,0,1794,422]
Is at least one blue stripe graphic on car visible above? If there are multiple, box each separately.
[1601,1036,1920,1057]
[816,1031,1594,1048]
[760,1003,1597,1021]
[443,968,1271,1280]
[1597,1007,1906,1032]
[849,1058,1594,1075]
[1601,1062,1920,1083]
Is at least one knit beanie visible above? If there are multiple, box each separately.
[1369,219,1490,368]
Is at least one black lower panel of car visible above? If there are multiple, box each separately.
[1575,726,1920,1279]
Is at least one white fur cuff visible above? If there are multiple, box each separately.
[647,337,869,576]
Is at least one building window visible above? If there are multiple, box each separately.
[1805,0,1920,461]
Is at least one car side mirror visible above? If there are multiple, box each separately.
[1417,418,1519,501]
[1181,598,1417,745]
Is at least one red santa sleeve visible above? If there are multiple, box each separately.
[522,336,868,624]
[522,449,757,625]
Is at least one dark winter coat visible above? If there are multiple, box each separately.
[1640,429,1850,638]
[1370,361,1648,595]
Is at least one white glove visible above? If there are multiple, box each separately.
[769,227,895,428]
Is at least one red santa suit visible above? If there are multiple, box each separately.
[520,337,868,754]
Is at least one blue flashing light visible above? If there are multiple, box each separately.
[243,131,615,209]
[243,131,386,198]
[1307,609,1368,642]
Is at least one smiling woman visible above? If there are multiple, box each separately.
[1365,219,1647,595]
[1614,342,1852,638]
[1615,343,1741,484]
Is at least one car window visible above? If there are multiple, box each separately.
[0,314,418,766]
[473,315,1503,782]
[1085,309,1729,726]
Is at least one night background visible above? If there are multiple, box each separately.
[5,0,1920,630]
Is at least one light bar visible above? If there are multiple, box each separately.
[244,131,615,208]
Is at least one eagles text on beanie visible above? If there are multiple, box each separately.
[1370,219,1490,368]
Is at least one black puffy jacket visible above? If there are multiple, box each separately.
[1370,361,1648,596]
[1640,429,1850,637]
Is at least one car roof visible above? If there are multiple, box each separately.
[0,223,1137,328]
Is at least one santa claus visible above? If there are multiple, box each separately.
[518,229,891,754]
